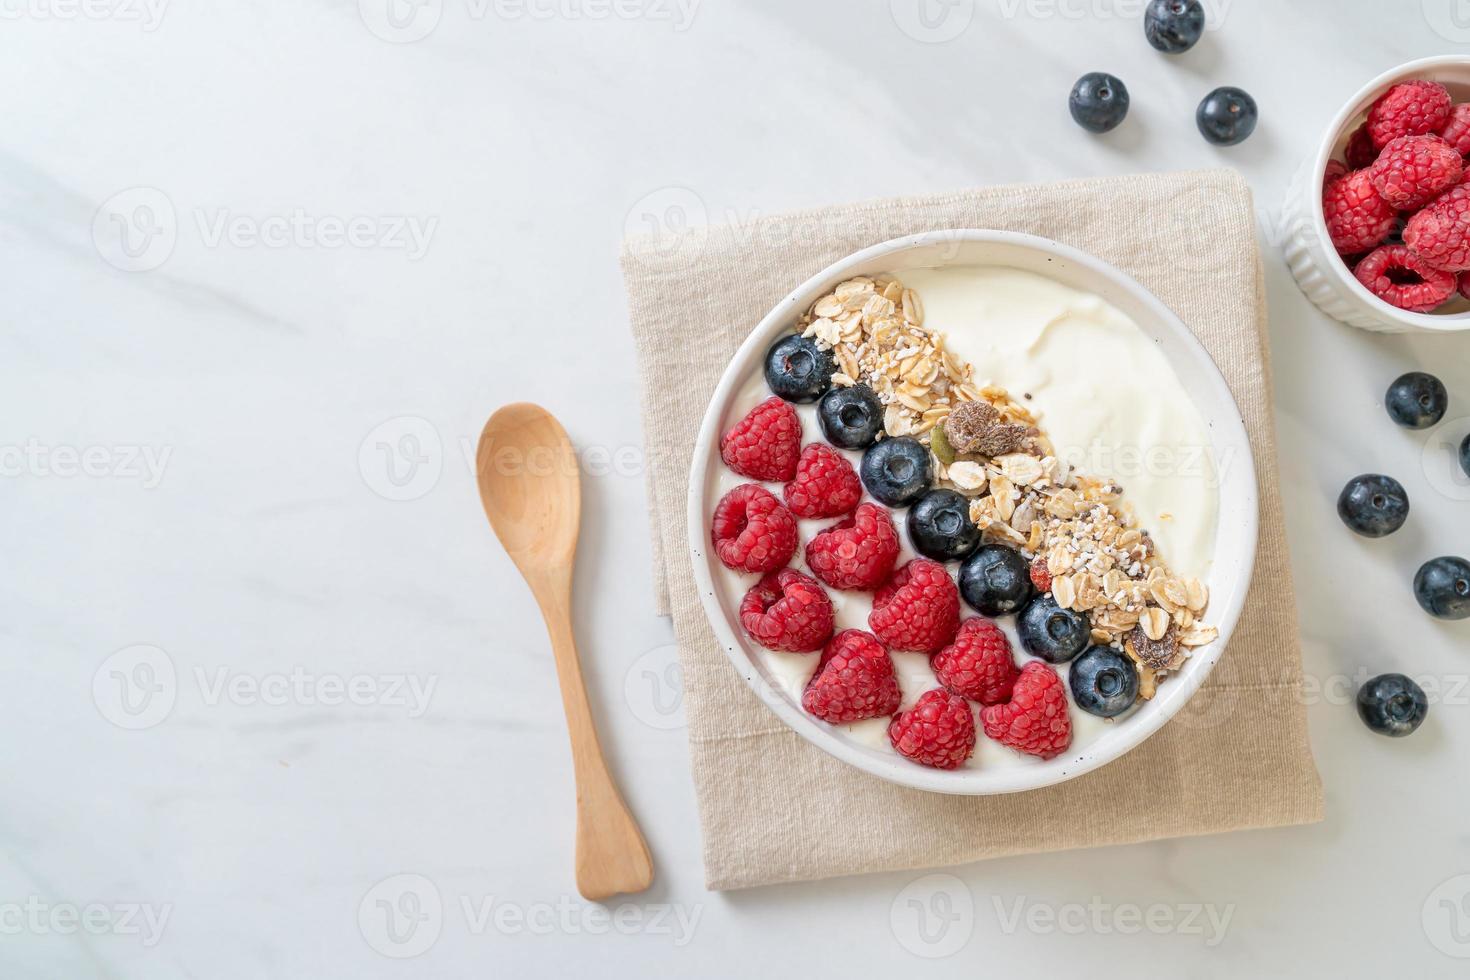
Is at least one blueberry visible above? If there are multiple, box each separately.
[1356,673,1428,737]
[818,384,883,450]
[1070,646,1140,718]
[1196,86,1258,146]
[1336,474,1410,538]
[1144,0,1205,53]
[959,544,1035,617]
[764,334,834,403]
[860,436,931,508]
[1069,72,1130,134]
[1385,372,1447,429]
[908,489,981,562]
[1414,556,1470,621]
[1461,433,1470,479]
[1017,595,1091,664]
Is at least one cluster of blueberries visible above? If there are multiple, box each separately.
[1068,0,1257,147]
[1335,371,1470,737]
[767,334,1139,719]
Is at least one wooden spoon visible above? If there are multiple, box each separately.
[475,403,654,901]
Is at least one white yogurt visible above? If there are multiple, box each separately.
[711,264,1219,770]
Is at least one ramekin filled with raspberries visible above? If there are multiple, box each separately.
[1284,58,1470,332]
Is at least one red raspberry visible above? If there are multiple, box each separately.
[739,568,834,653]
[783,443,861,519]
[1405,183,1470,271]
[869,558,960,655]
[720,397,800,482]
[1441,103,1470,156]
[1369,134,1463,209]
[802,629,901,724]
[1323,170,1397,255]
[1324,159,1348,189]
[1345,123,1378,170]
[1353,245,1458,312]
[932,618,1019,706]
[1029,558,1052,594]
[1367,80,1452,149]
[979,661,1072,760]
[888,689,976,770]
[711,484,797,574]
[1459,270,1470,301]
[804,502,899,591]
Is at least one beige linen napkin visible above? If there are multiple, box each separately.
[622,170,1323,891]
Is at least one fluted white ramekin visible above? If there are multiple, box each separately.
[1282,56,1470,333]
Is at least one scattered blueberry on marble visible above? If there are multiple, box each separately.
[907,489,981,562]
[959,544,1035,617]
[1414,556,1470,621]
[1356,673,1429,737]
[1196,86,1258,146]
[1070,647,1141,718]
[818,384,883,450]
[1018,594,1091,664]
[763,334,833,403]
[860,436,932,508]
[1144,0,1205,54]
[1385,371,1448,429]
[1069,72,1130,134]
[1336,474,1410,538]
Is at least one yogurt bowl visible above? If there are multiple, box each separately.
[687,230,1257,795]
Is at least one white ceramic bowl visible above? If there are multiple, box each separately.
[686,230,1258,795]
[1282,56,1470,333]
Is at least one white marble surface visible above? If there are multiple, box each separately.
[5,1,1470,976]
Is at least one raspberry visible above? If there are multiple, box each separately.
[1367,80,1452,149]
[802,629,901,724]
[1441,103,1470,156]
[1405,183,1470,271]
[1369,135,1463,209]
[1460,270,1470,301]
[1353,245,1458,312]
[1324,159,1348,189]
[720,397,800,482]
[869,558,961,654]
[931,618,1019,706]
[711,484,797,574]
[783,443,861,519]
[888,689,976,770]
[805,502,899,591]
[1029,558,1052,594]
[1345,123,1378,170]
[1323,170,1397,255]
[979,661,1072,760]
[739,568,834,653]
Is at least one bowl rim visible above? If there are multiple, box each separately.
[1310,55,1470,332]
[685,229,1259,795]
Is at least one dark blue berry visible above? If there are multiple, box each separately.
[959,544,1034,617]
[860,436,931,508]
[1414,556,1470,621]
[818,384,883,450]
[907,489,981,562]
[1196,86,1257,146]
[1144,0,1204,54]
[1070,647,1140,718]
[1385,372,1447,429]
[1337,474,1410,538]
[764,334,833,403]
[1461,433,1470,479]
[1069,72,1130,134]
[1017,595,1091,664]
[1356,673,1428,737]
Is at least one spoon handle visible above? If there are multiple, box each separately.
[530,575,654,901]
